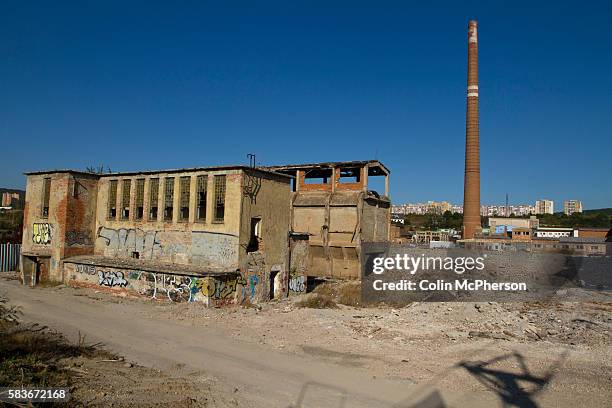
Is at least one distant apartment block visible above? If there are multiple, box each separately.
[391,201,450,215]
[1,192,22,208]
[481,204,535,217]
[392,202,536,217]
[535,199,554,215]
[564,200,583,215]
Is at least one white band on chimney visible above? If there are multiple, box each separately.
[468,85,478,90]
[467,92,479,97]
[469,26,478,44]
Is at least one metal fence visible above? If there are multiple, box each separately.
[0,243,20,272]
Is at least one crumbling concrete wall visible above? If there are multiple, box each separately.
[361,196,391,242]
[239,169,291,300]
[288,190,389,279]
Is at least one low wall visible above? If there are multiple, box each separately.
[64,262,251,306]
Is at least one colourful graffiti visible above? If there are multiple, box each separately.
[248,275,259,299]
[135,272,241,303]
[98,270,128,287]
[195,275,246,300]
[32,223,52,245]
[70,262,245,304]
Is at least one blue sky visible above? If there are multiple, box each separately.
[1,1,611,209]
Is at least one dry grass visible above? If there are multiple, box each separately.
[0,296,114,390]
[295,293,338,309]
[313,281,362,308]
[337,282,362,307]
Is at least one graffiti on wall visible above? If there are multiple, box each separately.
[195,275,247,300]
[97,227,163,259]
[98,270,128,287]
[75,264,96,275]
[66,230,92,246]
[289,271,306,293]
[71,262,244,304]
[248,274,259,299]
[32,223,52,245]
[137,272,244,303]
[96,228,239,268]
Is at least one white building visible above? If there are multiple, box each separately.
[534,227,576,238]
[564,200,583,215]
[535,199,554,215]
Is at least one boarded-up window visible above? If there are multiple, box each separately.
[41,178,51,218]
[108,180,118,219]
[179,176,190,221]
[196,175,207,221]
[213,175,226,222]
[135,179,145,220]
[149,178,159,220]
[164,177,174,221]
[121,179,131,219]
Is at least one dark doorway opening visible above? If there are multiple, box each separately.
[270,269,279,299]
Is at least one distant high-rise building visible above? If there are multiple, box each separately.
[535,199,554,215]
[564,200,583,215]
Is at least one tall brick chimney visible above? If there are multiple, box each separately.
[462,20,481,239]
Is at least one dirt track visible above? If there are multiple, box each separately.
[1,277,610,407]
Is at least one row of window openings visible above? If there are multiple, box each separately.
[107,175,226,222]
[534,244,599,250]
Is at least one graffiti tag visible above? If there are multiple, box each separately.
[98,270,128,287]
[289,275,306,293]
[75,264,96,275]
[32,223,52,245]
[66,230,92,246]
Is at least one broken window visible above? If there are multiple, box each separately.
[135,178,145,220]
[149,178,159,220]
[247,217,262,252]
[41,177,51,218]
[179,176,190,221]
[196,175,207,221]
[164,177,174,221]
[108,180,118,219]
[337,167,361,183]
[121,179,131,219]
[303,168,333,184]
[213,175,226,222]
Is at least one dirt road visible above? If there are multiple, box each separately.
[1,278,610,407]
